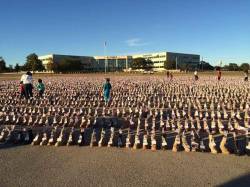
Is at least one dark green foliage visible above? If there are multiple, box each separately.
[8,65,13,72]
[131,57,153,70]
[200,61,214,70]
[23,53,45,72]
[14,63,20,72]
[240,63,249,72]
[0,57,7,72]
[215,66,221,71]
[226,63,240,71]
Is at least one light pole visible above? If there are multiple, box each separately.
[116,57,118,71]
[126,57,128,69]
[175,56,178,70]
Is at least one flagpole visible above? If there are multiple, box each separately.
[104,41,107,74]
[175,56,178,70]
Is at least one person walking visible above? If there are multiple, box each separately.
[20,71,33,99]
[244,70,248,81]
[103,78,112,106]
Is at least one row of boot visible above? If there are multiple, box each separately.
[1,124,249,156]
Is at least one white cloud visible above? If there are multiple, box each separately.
[125,38,148,47]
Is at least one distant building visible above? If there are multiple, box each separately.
[39,51,200,72]
[38,54,95,71]
[94,56,133,72]
[132,52,200,71]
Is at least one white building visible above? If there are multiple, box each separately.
[132,51,200,71]
[39,51,200,72]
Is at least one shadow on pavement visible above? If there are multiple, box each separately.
[0,143,27,150]
[218,173,250,187]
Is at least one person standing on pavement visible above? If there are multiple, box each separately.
[20,71,33,99]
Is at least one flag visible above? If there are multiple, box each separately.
[104,41,107,47]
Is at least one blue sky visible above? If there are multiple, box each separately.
[0,0,250,66]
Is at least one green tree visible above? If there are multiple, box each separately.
[228,63,239,71]
[200,61,214,71]
[14,63,20,72]
[8,65,13,72]
[131,57,153,70]
[24,53,45,72]
[0,57,7,72]
[240,63,249,72]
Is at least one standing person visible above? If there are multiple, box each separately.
[170,73,173,81]
[166,71,170,79]
[194,70,199,81]
[217,69,222,81]
[244,70,248,81]
[20,71,33,99]
[19,81,25,99]
[37,79,45,97]
[103,78,112,106]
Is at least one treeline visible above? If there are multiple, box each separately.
[0,53,45,73]
[131,57,154,70]
[1,54,249,73]
[0,57,17,72]
[221,63,249,71]
[1,53,86,73]
[131,58,215,71]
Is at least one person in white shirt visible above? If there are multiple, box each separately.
[194,70,198,81]
[20,71,33,99]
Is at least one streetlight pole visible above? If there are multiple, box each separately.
[116,57,118,71]
[175,56,178,70]
[126,57,128,69]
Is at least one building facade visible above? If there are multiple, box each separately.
[132,52,200,71]
[38,54,95,71]
[132,52,167,71]
[94,56,133,72]
[39,51,200,72]
[166,52,200,70]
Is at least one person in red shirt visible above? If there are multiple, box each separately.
[216,67,222,81]
[170,73,173,81]
[217,70,222,81]
[20,81,25,98]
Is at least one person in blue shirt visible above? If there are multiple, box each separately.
[103,78,112,105]
[37,79,45,98]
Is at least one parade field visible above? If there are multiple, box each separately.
[0,72,250,187]
[1,0,249,186]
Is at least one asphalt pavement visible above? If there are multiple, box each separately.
[0,145,250,187]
